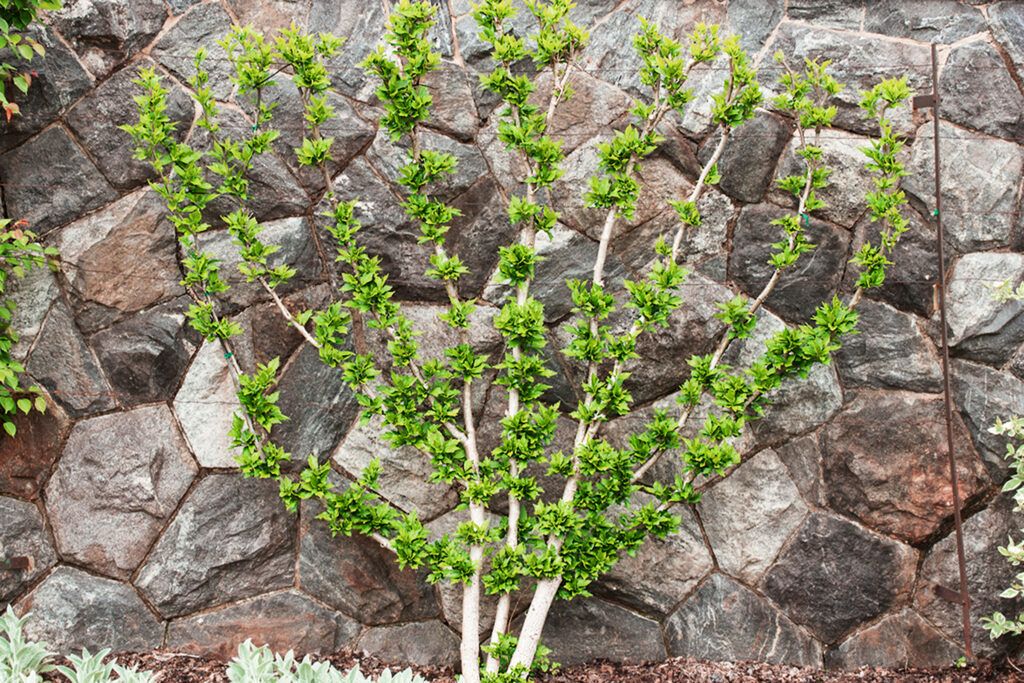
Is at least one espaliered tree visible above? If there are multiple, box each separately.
[123,1,913,680]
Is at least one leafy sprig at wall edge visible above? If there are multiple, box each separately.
[122,0,913,680]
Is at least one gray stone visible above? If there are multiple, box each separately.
[8,263,59,362]
[51,0,168,78]
[951,359,1024,475]
[940,41,1024,142]
[864,1,986,44]
[331,158,444,301]
[845,207,938,318]
[991,2,1024,79]
[538,69,632,157]
[223,0,309,32]
[0,403,69,501]
[56,188,184,334]
[194,107,312,223]
[775,434,824,506]
[0,27,93,151]
[700,449,809,584]
[173,340,238,469]
[447,178,518,300]
[46,404,197,579]
[358,620,459,668]
[245,79,375,194]
[767,23,929,136]
[27,299,116,418]
[274,343,361,464]
[18,566,163,652]
[365,127,488,202]
[228,286,323,374]
[904,122,1023,253]
[536,597,666,666]
[728,203,850,323]
[153,2,235,99]
[0,125,116,234]
[666,573,821,666]
[822,390,988,545]
[166,590,361,658]
[728,0,785,53]
[705,111,791,204]
[65,58,194,189]
[786,0,864,29]
[596,509,713,618]
[916,497,1024,657]
[943,252,1024,356]
[205,216,324,313]
[753,361,843,447]
[332,416,458,520]
[826,609,961,670]
[771,128,873,230]
[0,497,56,606]
[835,299,942,393]
[763,512,917,644]
[136,474,296,618]
[91,297,198,406]
[299,503,439,625]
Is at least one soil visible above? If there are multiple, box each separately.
[66,651,1024,683]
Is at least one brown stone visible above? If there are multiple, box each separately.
[166,590,361,658]
[826,608,961,670]
[822,390,988,544]
[56,188,185,334]
[0,400,69,499]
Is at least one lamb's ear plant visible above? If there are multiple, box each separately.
[123,1,913,679]
[226,640,428,683]
[981,282,1024,640]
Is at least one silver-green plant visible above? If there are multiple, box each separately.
[0,606,54,681]
[227,640,428,683]
[981,282,1024,639]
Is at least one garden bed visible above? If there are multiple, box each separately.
[93,651,1024,683]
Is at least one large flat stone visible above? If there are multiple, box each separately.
[166,590,361,658]
[55,188,184,334]
[533,597,666,666]
[864,1,986,43]
[904,122,1023,253]
[699,449,809,583]
[152,2,234,99]
[66,58,194,189]
[835,300,942,393]
[991,2,1024,79]
[46,404,197,579]
[763,512,917,644]
[299,501,439,625]
[357,620,459,668]
[91,296,198,407]
[939,41,1024,142]
[826,608,961,670]
[666,573,821,666]
[51,0,168,78]
[822,390,988,544]
[951,359,1024,475]
[18,566,163,652]
[27,299,116,418]
[173,340,239,469]
[705,110,791,204]
[0,126,116,234]
[596,509,713,618]
[0,497,57,607]
[943,252,1024,365]
[136,474,296,618]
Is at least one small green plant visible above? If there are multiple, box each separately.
[123,2,912,679]
[227,640,428,683]
[0,220,55,438]
[0,0,61,119]
[981,280,1024,639]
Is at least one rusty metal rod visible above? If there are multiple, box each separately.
[927,41,974,661]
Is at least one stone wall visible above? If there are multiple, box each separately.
[1,0,1023,671]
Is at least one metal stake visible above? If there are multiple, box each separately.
[914,42,974,662]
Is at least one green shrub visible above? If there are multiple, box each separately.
[123,1,912,679]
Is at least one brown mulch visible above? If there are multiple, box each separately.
[86,651,1024,683]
